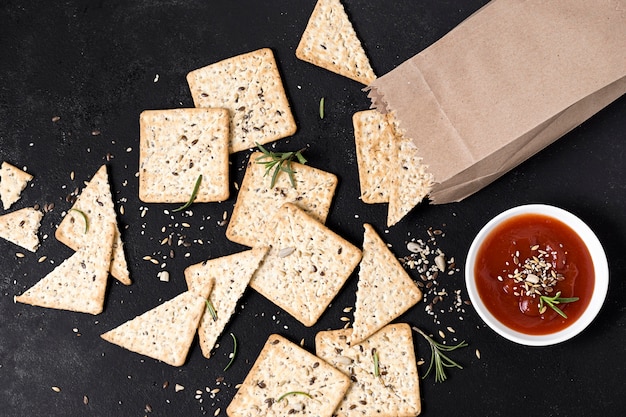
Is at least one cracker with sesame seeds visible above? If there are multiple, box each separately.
[226,152,338,248]
[352,109,396,204]
[184,246,269,359]
[296,0,376,85]
[100,281,214,367]
[186,48,297,153]
[350,224,422,345]
[0,207,43,252]
[139,108,230,203]
[386,117,434,227]
[0,162,33,210]
[249,203,362,327]
[315,323,421,417]
[15,222,115,315]
[226,334,351,417]
[55,165,131,285]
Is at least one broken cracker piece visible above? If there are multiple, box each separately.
[0,162,33,210]
[0,207,43,252]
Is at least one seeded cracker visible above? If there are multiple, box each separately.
[186,48,297,153]
[0,207,43,252]
[296,0,376,85]
[55,165,131,285]
[226,152,338,248]
[351,224,422,345]
[227,334,351,417]
[184,246,269,359]
[0,162,33,210]
[139,108,230,203]
[249,203,362,327]
[15,222,115,315]
[352,110,395,204]
[315,324,421,417]
[100,281,214,367]
[386,119,434,227]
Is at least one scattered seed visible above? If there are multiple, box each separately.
[475,349,481,359]
[16,252,25,258]
[175,384,184,392]
[83,395,89,405]
[51,386,61,392]
[52,116,60,122]
[38,256,47,263]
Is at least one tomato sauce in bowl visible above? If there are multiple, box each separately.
[473,213,594,335]
[465,204,609,346]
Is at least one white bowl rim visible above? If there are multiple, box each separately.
[465,204,609,346]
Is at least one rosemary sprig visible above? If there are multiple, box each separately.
[372,348,380,377]
[70,209,89,233]
[223,333,237,372]
[539,291,579,318]
[413,327,467,383]
[205,299,218,322]
[319,97,325,119]
[255,143,307,188]
[276,391,312,402]
[172,174,202,212]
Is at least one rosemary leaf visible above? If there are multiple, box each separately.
[276,391,311,402]
[372,348,380,377]
[205,299,218,322]
[413,326,467,383]
[223,333,237,371]
[172,174,202,212]
[539,291,579,319]
[255,143,307,188]
[70,209,89,233]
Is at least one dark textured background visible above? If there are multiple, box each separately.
[1,1,625,416]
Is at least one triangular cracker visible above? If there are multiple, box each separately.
[55,165,131,285]
[100,282,213,367]
[0,207,43,252]
[15,222,115,315]
[184,246,269,359]
[315,324,421,417]
[227,334,351,417]
[249,203,362,327]
[226,152,338,248]
[187,48,297,153]
[353,110,395,204]
[386,120,433,227]
[139,108,230,203]
[296,0,376,85]
[351,224,422,345]
[0,162,34,211]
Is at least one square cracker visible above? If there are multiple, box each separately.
[227,334,351,417]
[186,48,297,153]
[226,152,338,248]
[15,222,115,315]
[139,108,230,203]
[184,246,269,359]
[296,0,376,85]
[0,207,43,252]
[0,162,33,210]
[352,110,395,204]
[100,282,213,367]
[315,324,421,417]
[56,165,131,285]
[350,224,422,345]
[249,203,362,327]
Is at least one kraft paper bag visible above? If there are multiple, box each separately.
[367,0,626,203]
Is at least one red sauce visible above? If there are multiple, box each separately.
[474,213,594,335]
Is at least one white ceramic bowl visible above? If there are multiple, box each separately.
[465,204,609,346]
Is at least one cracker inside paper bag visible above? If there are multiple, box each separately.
[367,0,626,203]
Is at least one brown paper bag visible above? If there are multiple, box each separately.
[367,0,626,203]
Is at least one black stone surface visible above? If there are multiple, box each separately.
[1,1,624,416]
